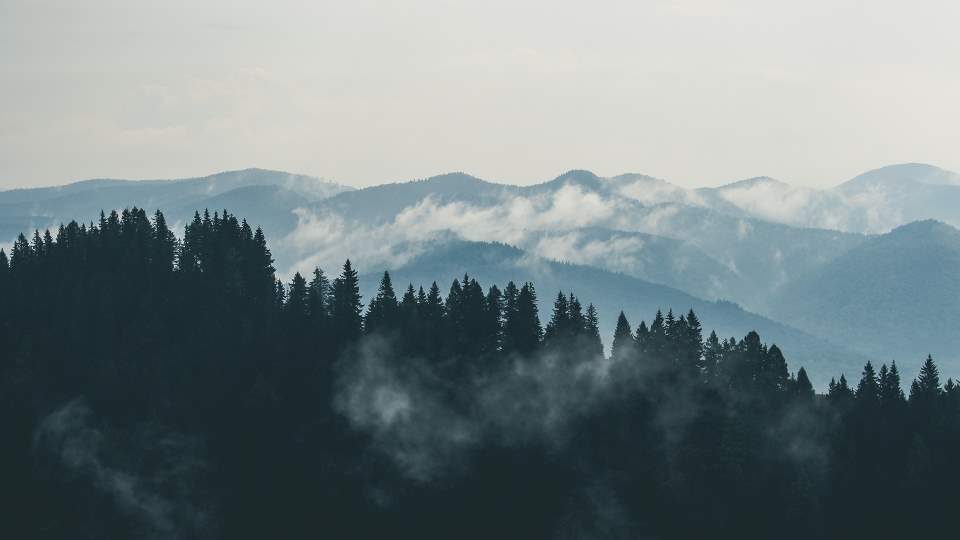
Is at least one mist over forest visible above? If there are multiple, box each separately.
[1,205,959,538]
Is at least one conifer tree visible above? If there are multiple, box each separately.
[685,309,704,373]
[703,330,722,380]
[568,294,584,335]
[285,272,309,320]
[421,282,446,359]
[856,361,880,404]
[507,282,542,355]
[394,284,420,355]
[611,311,634,361]
[878,361,906,406]
[544,292,570,344]
[793,367,814,401]
[365,271,399,335]
[634,320,649,356]
[308,267,331,321]
[762,344,790,395]
[909,355,941,402]
[483,285,503,356]
[584,303,603,359]
[828,374,854,404]
[331,259,363,347]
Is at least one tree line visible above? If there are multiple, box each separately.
[1,208,958,538]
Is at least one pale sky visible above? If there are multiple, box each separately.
[2,0,959,190]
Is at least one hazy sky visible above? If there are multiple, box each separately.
[2,0,959,189]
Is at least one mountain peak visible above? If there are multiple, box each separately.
[839,163,960,189]
[544,169,605,189]
[887,219,959,238]
[717,176,789,190]
[418,172,488,186]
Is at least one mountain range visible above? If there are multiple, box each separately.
[2,163,958,386]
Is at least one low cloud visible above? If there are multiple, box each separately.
[33,399,216,539]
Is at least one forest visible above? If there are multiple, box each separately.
[1,207,959,539]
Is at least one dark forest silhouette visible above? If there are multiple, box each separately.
[1,208,958,538]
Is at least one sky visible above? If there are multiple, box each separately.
[2,0,959,190]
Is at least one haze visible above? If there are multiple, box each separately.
[2,0,959,189]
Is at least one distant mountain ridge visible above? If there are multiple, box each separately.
[2,163,958,383]
[0,168,351,243]
[770,219,960,376]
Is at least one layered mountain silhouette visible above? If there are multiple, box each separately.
[2,163,957,382]
[0,168,351,242]
[360,239,867,388]
[771,219,960,372]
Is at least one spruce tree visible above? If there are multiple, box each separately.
[544,291,570,345]
[584,303,603,359]
[793,367,814,401]
[364,271,399,335]
[634,320,649,356]
[685,309,704,373]
[909,355,941,402]
[308,267,331,321]
[703,330,722,380]
[331,259,363,347]
[509,282,542,355]
[611,311,634,361]
[285,272,309,320]
[762,344,790,396]
[878,361,905,405]
[855,361,880,404]
[483,285,503,356]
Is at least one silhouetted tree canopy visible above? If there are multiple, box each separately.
[0,207,958,539]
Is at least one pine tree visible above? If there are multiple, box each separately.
[703,330,722,380]
[421,282,445,359]
[611,311,634,361]
[508,282,542,355]
[685,309,704,374]
[544,291,570,345]
[634,320,649,356]
[568,294,584,335]
[398,284,420,355]
[285,272,309,320]
[910,355,941,401]
[856,361,880,403]
[793,367,814,401]
[584,303,603,359]
[308,267,331,321]
[331,259,363,347]
[364,271,399,335]
[483,285,503,356]
[879,362,901,401]
[648,310,666,358]
[762,344,790,396]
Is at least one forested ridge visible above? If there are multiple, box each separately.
[1,208,958,539]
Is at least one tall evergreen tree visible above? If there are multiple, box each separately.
[544,291,570,345]
[856,361,880,404]
[365,271,399,335]
[506,282,542,355]
[909,355,941,403]
[793,367,814,401]
[331,259,363,347]
[879,362,906,406]
[584,303,603,359]
[611,311,634,361]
